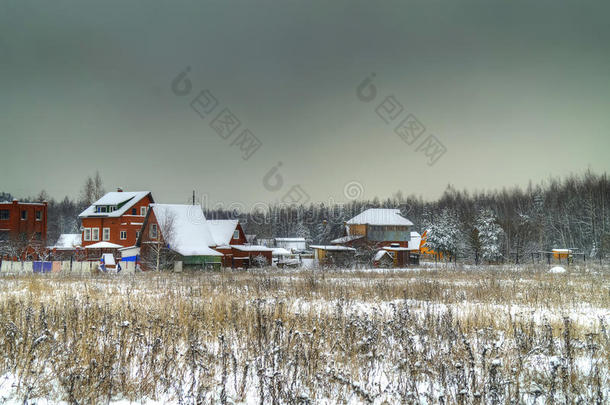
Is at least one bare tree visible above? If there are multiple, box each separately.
[79,172,105,206]
[93,171,105,200]
[80,176,96,206]
[4,233,31,262]
[142,209,177,271]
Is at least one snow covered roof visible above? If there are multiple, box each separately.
[374,250,392,261]
[275,237,306,242]
[53,233,81,249]
[232,245,274,252]
[207,219,239,246]
[79,191,151,218]
[310,245,356,251]
[272,247,292,255]
[150,204,222,257]
[346,208,413,226]
[330,235,364,244]
[85,241,123,249]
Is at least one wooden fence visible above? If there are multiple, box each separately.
[0,260,137,275]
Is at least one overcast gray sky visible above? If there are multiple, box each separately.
[1,0,609,206]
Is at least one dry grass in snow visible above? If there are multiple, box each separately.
[0,264,609,404]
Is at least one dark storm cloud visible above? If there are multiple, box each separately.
[1,0,609,205]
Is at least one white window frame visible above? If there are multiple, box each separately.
[84,228,91,241]
[102,228,110,241]
[150,223,158,239]
[233,230,240,240]
[140,206,147,216]
[92,228,100,241]
[136,230,141,239]
[120,230,127,240]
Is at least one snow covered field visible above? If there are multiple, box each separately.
[0,264,609,404]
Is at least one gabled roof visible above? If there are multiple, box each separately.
[53,233,82,249]
[374,250,392,261]
[149,204,222,257]
[85,241,123,249]
[79,191,152,218]
[346,208,414,226]
[207,219,239,246]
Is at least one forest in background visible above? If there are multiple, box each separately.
[3,171,609,262]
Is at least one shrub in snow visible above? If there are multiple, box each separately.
[252,254,268,268]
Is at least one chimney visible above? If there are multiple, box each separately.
[117,187,123,192]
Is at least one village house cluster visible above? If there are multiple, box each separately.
[1,188,443,271]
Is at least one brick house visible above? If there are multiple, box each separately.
[0,199,48,259]
[78,189,154,250]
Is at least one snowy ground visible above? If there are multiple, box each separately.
[0,263,609,404]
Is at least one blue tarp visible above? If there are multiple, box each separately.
[33,261,52,273]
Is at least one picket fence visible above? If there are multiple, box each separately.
[0,260,137,275]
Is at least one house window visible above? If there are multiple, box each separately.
[136,230,141,239]
[100,206,107,213]
[150,224,158,239]
[21,210,27,220]
[84,228,91,241]
[92,228,99,241]
[131,208,137,215]
[35,210,42,221]
[102,228,110,241]
[233,230,240,240]
[120,230,127,240]
[0,210,8,220]
[140,206,147,216]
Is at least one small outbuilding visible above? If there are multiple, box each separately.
[310,245,356,267]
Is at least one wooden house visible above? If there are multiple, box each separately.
[331,208,414,248]
[138,204,223,270]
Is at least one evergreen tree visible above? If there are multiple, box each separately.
[475,209,504,262]
[425,208,461,260]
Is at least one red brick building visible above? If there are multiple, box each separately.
[78,189,154,250]
[0,200,48,257]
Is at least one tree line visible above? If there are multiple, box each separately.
[2,171,609,263]
[211,171,610,262]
